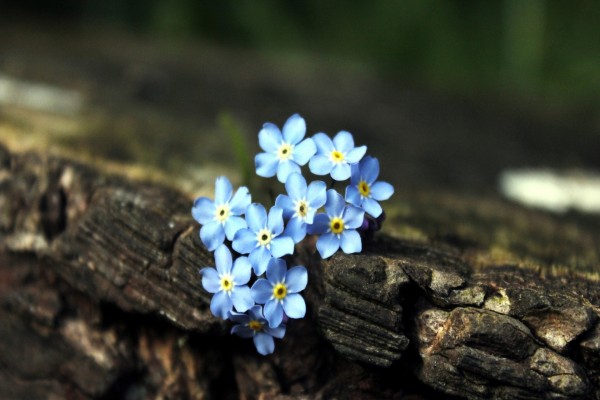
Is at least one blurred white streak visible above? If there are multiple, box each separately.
[499,168,600,214]
[0,73,84,116]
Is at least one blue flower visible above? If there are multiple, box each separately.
[307,189,365,258]
[230,305,286,355]
[308,131,367,181]
[274,173,327,243]
[192,176,251,251]
[232,204,295,275]
[199,245,254,319]
[255,114,317,183]
[345,156,394,218]
[251,258,307,328]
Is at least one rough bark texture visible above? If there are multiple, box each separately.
[1,143,600,399]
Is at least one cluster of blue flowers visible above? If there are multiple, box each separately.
[192,114,393,355]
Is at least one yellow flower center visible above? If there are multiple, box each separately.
[330,217,345,234]
[220,275,234,292]
[330,150,345,164]
[358,180,370,197]
[248,320,264,332]
[215,205,230,223]
[256,229,272,246]
[277,143,293,160]
[295,200,309,218]
[273,283,287,300]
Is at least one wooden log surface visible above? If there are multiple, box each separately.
[1,142,600,399]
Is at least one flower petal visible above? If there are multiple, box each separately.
[282,293,306,319]
[282,113,306,145]
[265,325,286,339]
[270,236,295,258]
[246,203,267,232]
[249,246,271,275]
[224,216,247,241]
[285,173,307,201]
[200,221,225,251]
[255,153,279,178]
[276,160,300,184]
[308,154,332,176]
[291,138,316,165]
[232,256,252,285]
[231,285,254,313]
[214,176,233,205]
[350,163,360,186]
[340,230,362,254]
[331,163,351,181]
[200,267,220,293]
[267,206,284,236]
[345,145,367,164]
[214,244,232,275]
[362,197,382,218]
[343,205,365,229]
[306,213,329,234]
[274,194,294,219]
[251,279,273,304]
[307,180,327,209]
[247,305,264,321]
[231,324,254,338]
[259,122,282,152]
[266,258,287,284]
[316,233,340,259]
[210,290,232,319]
[324,189,345,217]
[371,181,394,201]
[361,156,379,184]
[286,266,307,292]
[253,333,275,355]
[229,311,250,324]
[283,217,306,243]
[264,300,284,328]
[192,197,215,224]
[333,130,354,153]
[312,132,334,154]
[345,185,362,207]
[229,186,251,215]
[232,228,257,255]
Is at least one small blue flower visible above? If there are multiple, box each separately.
[274,173,327,243]
[230,305,286,355]
[199,245,254,319]
[308,189,365,258]
[345,156,394,218]
[192,176,251,251]
[308,131,367,181]
[255,114,317,183]
[232,204,295,275]
[251,258,307,328]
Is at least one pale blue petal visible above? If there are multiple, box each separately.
[307,180,327,209]
[231,286,254,313]
[276,160,300,184]
[255,153,279,178]
[246,203,267,232]
[267,206,284,236]
[283,217,306,243]
[325,189,345,217]
[254,333,275,355]
[258,122,282,152]
[343,205,365,229]
[285,173,307,201]
[200,267,220,293]
[350,163,360,186]
[340,230,362,254]
[210,291,232,319]
[362,197,383,218]
[286,266,307,292]
[232,228,257,254]
[308,154,332,176]
[214,244,232,275]
[371,181,394,201]
[264,300,284,328]
[304,208,317,224]
[231,324,254,338]
[229,186,251,214]
[306,213,329,234]
[291,138,316,165]
[214,176,233,205]
[224,216,247,241]
[361,156,380,184]
[191,197,215,224]
[282,113,306,145]
[333,130,354,153]
[200,221,225,251]
[270,236,294,258]
[316,233,340,259]
[232,256,252,285]
[266,258,287,283]
[282,293,306,319]
[250,246,271,275]
[274,194,295,219]
[247,305,264,321]
[312,132,334,154]
[345,146,367,164]
[345,185,362,207]
[251,279,273,304]
[331,163,351,181]
[266,325,286,339]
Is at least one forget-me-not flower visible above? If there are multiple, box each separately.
[308,189,365,258]
[251,258,307,328]
[199,245,254,319]
[309,131,366,181]
[345,156,394,218]
[192,176,251,251]
[255,114,317,183]
[275,173,327,243]
[232,204,295,275]
[230,305,286,355]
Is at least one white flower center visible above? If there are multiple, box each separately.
[277,143,294,161]
[220,274,234,292]
[294,199,309,219]
[215,204,230,223]
[330,150,345,164]
[256,229,272,247]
